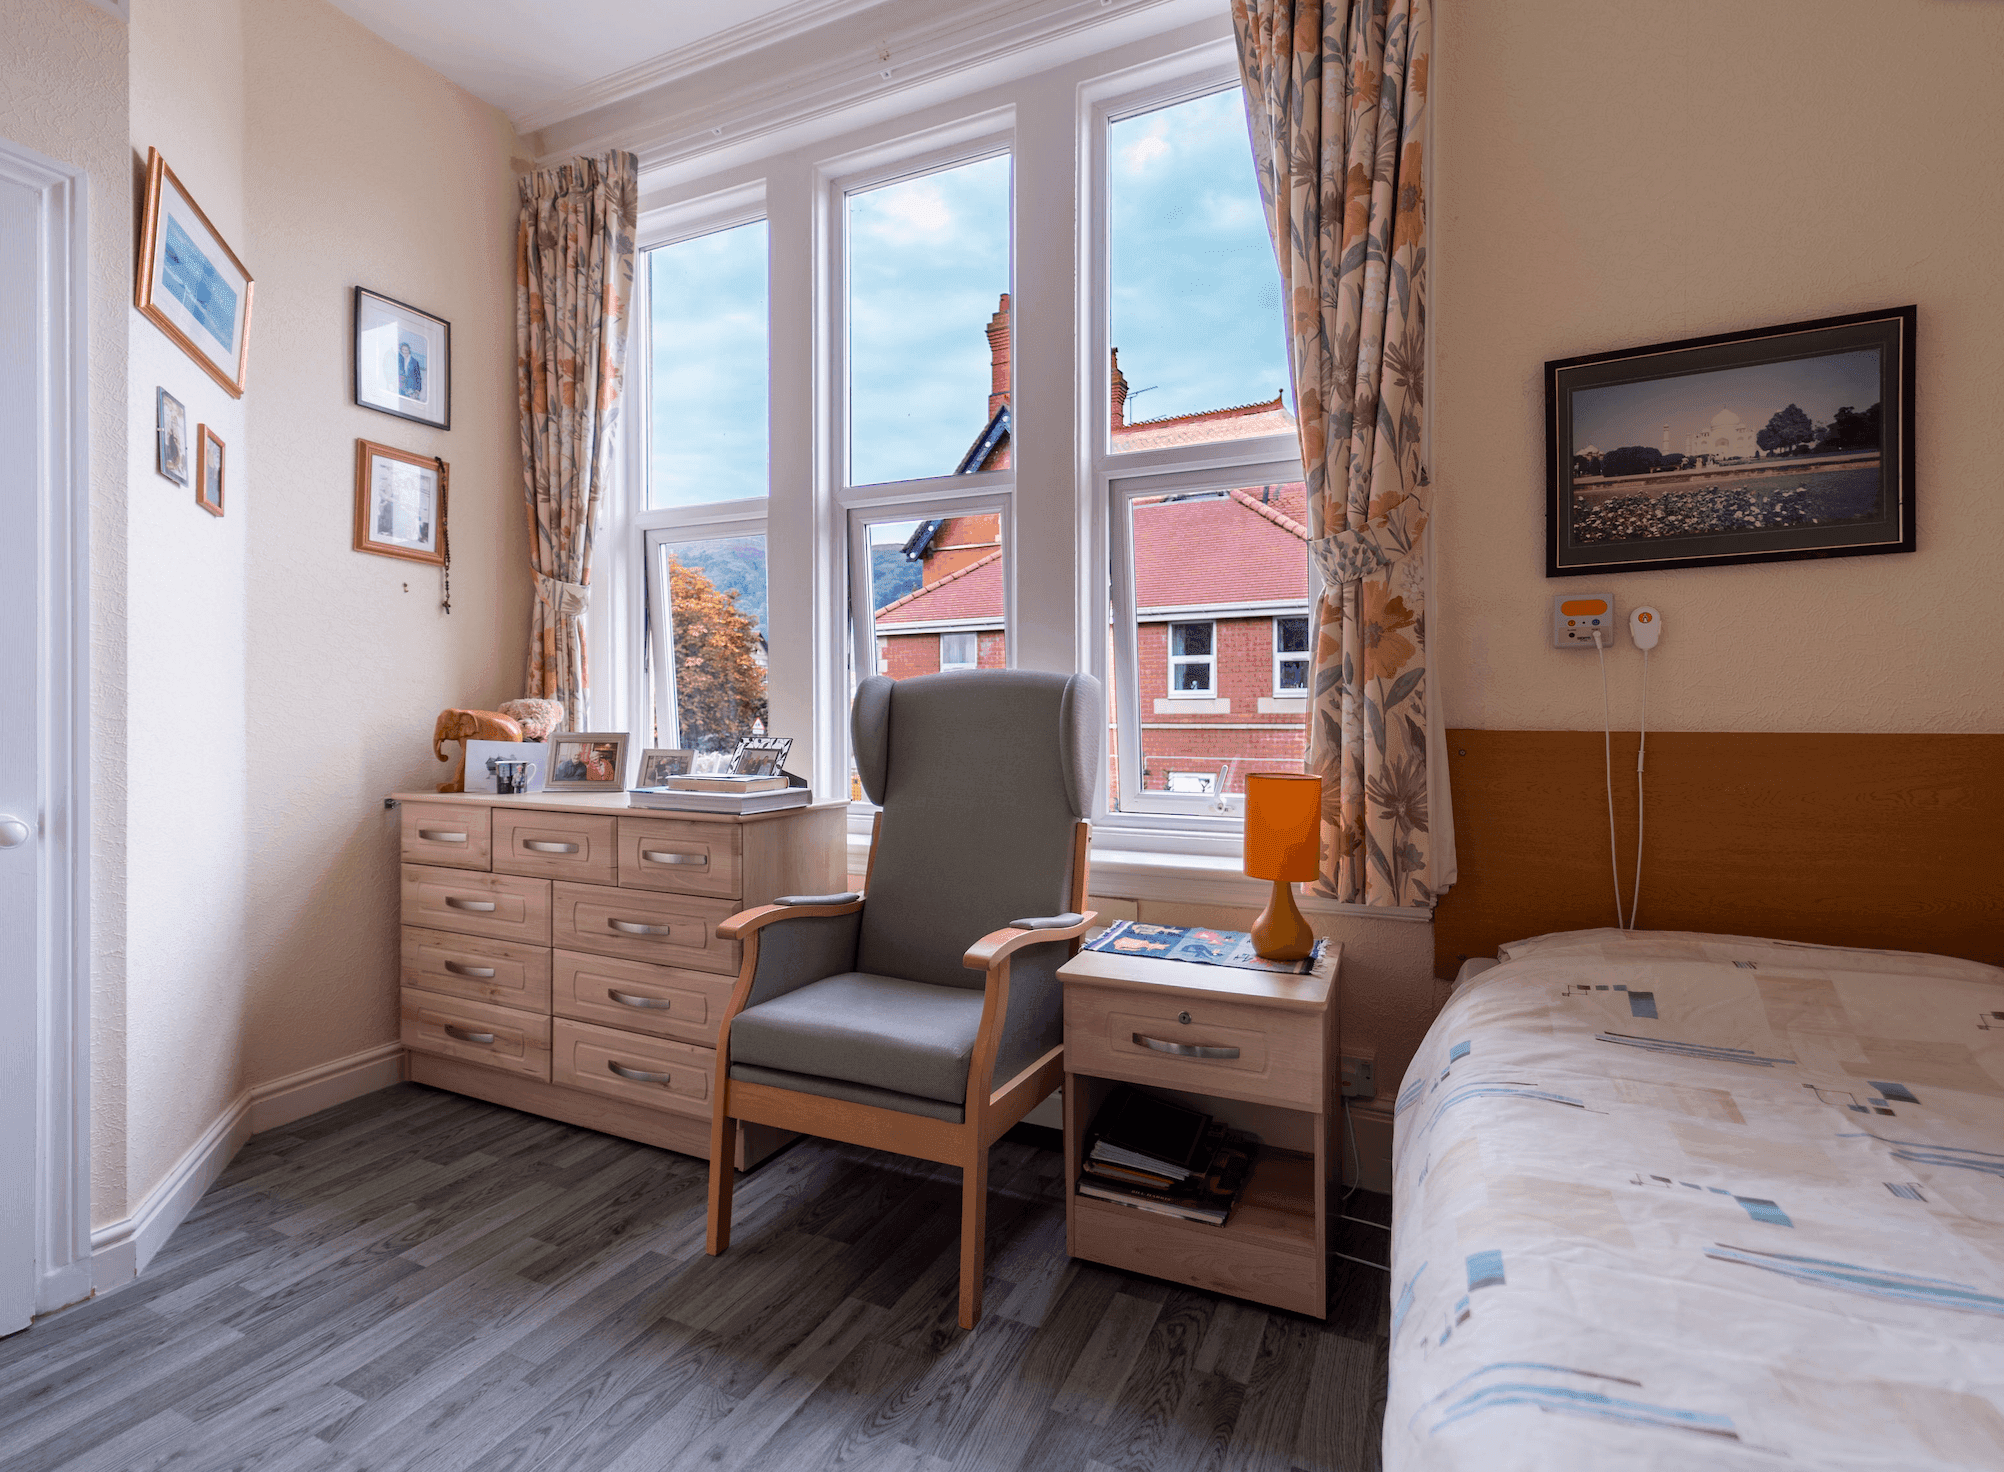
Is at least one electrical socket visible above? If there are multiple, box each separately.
[1340,1052,1376,1099]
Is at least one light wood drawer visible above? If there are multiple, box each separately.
[401,926,552,1013]
[400,802,491,870]
[615,816,741,899]
[401,865,551,945]
[493,809,618,885]
[551,948,731,1047]
[550,1017,713,1121]
[1072,1186,1320,1317]
[1064,984,1324,1111]
[551,882,741,974]
[401,989,551,1081]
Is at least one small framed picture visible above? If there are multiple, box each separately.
[195,425,225,517]
[136,149,254,398]
[730,735,792,778]
[465,740,549,796]
[354,287,450,430]
[545,731,631,792]
[636,748,695,788]
[156,388,188,484]
[353,440,446,565]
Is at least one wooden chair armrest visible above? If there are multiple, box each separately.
[962,911,1098,971]
[717,897,864,942]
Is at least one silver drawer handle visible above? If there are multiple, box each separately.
[1133,1032,1240,1060]
[444,1025,496,1044]
[609,918,673,936]
[443,961,497,978]
[417,829,468,843]
[445,897,498,912]
[608,1060,675,1085]
[524,840,581,854]
[641,850,707,867]
[609,989,672,1010]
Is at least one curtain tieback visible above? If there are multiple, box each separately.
[1311,503,1430,588]
[535,573,591,620]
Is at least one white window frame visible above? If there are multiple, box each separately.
[1273,613,1311,697]
[1165,619,1216,696]
[643,513,768,749]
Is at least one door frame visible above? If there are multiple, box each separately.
[0,134,93,1322]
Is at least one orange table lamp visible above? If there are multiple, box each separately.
[1243,772,1322,961]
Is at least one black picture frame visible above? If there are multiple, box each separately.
[352,285,451,430]
[1545,305,1915,577]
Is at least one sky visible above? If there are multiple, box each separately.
[645,86,1290,499]
[1571,348,1882,454]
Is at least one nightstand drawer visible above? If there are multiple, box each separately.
[402,865,551,945]
[401,989,551,1080]
[494,810,618,885]
[1065,985,1324,1110]
[615,816,741,898]
[551,1018,713,1121]
[401,926,551,1013]
[551,882,741,974]
[400,802,491,870]
[552,948,731,1046]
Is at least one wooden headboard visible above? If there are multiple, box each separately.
[1432,729,2004,978]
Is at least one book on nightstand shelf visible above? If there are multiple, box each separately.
[1079,1084,1258,1226]
[628,772,810,814]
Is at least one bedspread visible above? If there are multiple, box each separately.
[1385,929,2004,1471]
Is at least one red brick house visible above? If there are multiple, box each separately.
[874,293,1308,796]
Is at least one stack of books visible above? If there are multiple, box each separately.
[1077,1085,1256,1226]
[628,773,810,814]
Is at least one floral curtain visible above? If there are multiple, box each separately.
[517,150,638,730]
[1233,0,1446,907]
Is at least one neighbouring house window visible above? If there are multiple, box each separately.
[1165,770,1218,795]
[940,631,978,669]
[647,220,769,506]
[1169,621,1215,694]
[1274,614,1310,695]
[646,532,769,752]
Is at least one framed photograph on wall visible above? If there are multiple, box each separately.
[136,149,254,398]
[353,440,447,565]
[156,388,188,485]
[545,732,631,792]
[354,287,451,429]
[1546,305,1916,577]
[195,425,225,517]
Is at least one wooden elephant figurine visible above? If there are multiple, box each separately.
[433,708,524,792]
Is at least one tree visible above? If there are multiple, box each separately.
[1820,401,1882,453]
[1602,444,1671,478]
[1757,402,1815,453]
[667,558,767,751]
[872,546,922,609]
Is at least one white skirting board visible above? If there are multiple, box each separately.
[88,1043,407,1294]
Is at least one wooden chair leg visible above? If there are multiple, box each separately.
[706,1084,735,1257]
[957,1145,989,1330]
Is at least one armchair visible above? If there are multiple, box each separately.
[706,669,1102,1329]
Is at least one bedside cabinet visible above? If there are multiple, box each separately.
[393,790,846,1169]
[1056,943,1340,1318]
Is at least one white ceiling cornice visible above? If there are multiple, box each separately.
[526,0,1216,176]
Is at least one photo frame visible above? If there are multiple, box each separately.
[544,732,631,792]
[156,388,188,485]
[729,735,792,778]
[1547,306,1915,577]
[353,287,451,430]
[136,149,254,398]
[636,748,695,788]
[195,425,225,517]
[464,740,550,796]
[353,440,447,565]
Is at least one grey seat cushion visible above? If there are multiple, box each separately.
[727,971,985,1107]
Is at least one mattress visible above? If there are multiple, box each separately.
[1385,928,2004,1471]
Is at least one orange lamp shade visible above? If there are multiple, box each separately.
[1243,772,1322,882]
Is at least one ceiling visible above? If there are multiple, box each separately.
[322,0,808,127]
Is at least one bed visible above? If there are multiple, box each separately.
[1385,928,2004,1471]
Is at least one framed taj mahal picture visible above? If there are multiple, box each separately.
[353,286,451,429]
[1546,306,1916,577]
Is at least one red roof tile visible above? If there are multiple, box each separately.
[875,548,1005,626]
[1133,487,1308,611]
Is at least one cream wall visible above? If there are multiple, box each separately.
[0,0,132,1226]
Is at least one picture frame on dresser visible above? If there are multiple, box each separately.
[545,732,631,792]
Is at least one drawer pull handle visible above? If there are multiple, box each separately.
[444,961,497,978]
[1133,1032,1240,1060]
[417,829,468,843]
[608,1060,676,1085]
[445,897,498,912]
[609,918,673,936]
[641,850,707,867]
[609,989,672,1010]
[444,1025,496,1044]
[524,840,581,854]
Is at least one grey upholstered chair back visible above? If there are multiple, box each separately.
[851,670,1101,990]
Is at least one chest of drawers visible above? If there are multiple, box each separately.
[393,791,846,1168]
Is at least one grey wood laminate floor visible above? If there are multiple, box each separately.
[0,1084,1391,1472]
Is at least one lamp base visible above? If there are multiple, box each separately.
[1250,878,1316,962]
